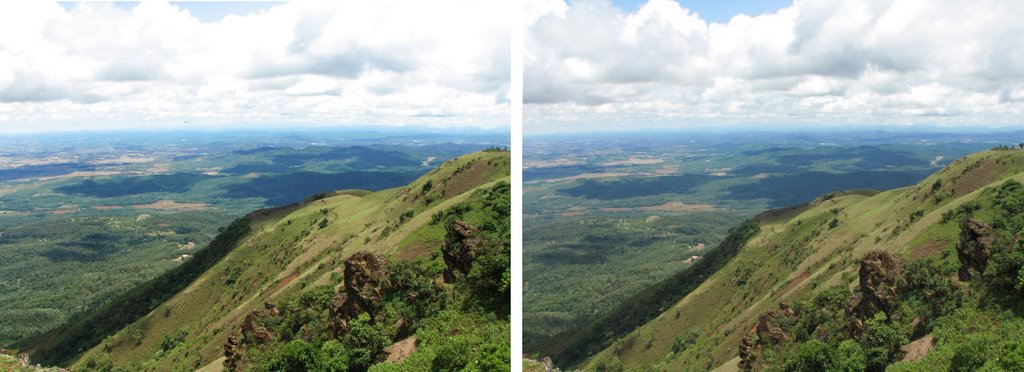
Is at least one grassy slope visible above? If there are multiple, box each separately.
[25,150,509,370]
[582,149,1024,371]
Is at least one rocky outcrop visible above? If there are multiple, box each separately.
[739,303,797,371]
[223,333,241,371]
[957,219,997,280]
[755,303,795,344]
[241,302,280,343]
[383,336,418,363]
[738,333,759,371]
[900,334,935,362]
[224,302,282,370]
[442,220,483,282]
[329,252,391,337]
[846,251,904,336]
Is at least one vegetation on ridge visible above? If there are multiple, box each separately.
[25,150,512,371]
[575,147,1024,371]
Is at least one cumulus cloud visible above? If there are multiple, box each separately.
[0,0,510,132]
[525,0,1024,131]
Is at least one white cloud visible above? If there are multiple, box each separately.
[525,0,1024,131]
[0,0,510,132]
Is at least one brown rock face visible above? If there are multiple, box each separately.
[846,251,904,336]
[957,219,996,280]
[442,220,482,282]
[223,333,241,371]
[241,304,278,343]
[755,303,795,344]
[329,251,391,337]
[383,336,418,363]
[740,303,797,371]
[223,302,281,370]
[738,333,759,371]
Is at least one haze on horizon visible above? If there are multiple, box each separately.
[525,0,1024,133]
[0,1,511,133]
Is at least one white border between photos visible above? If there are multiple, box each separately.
[510,0,524,369]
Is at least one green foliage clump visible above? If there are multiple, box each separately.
[862,313,908,370]
[160,328,189,352]
[671,331,698,354]
[781,340,837,372]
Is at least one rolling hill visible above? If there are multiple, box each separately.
[18,149,510,371]
[552,147,1024,371]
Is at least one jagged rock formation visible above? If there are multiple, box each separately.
[224,302,282,370]
[329,252,391,337]
[755,303,795,344]
[957,218,996,280]
[740,252,907,370]
[442,220,482,282]
[846,251,904,336]
[223,333,241,371]
[739,303,797,371]
[738,334,757,371]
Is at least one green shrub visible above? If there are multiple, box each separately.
[950,336,989,372]
[320,340,350,372]
[432,335,475,371]
[835,340,867,372]
[159,328,189,352]
[345,313,390,371]
[862,313,908,370]
[782,340,837,372]
[671,331,698,354]
[263,339,321,371]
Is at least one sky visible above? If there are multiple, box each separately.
[0,1,510,133]
[525,0,1024,133]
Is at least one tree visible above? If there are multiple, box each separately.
[782,340,838,372]
[950,336,989,372]
[345,313,390,371]
[862,314,908,371]
[264,339,321,371]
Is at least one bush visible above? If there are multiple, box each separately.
[432,335,476,371]
[320,340,350,372]
[862,314,908,371]
[299,285,336,312]
[671,331,698,354]
[835,340,867,372]
[782,340,837,371]
[160,328,189,351]
[263,339,322,371]
[345,313,391,371]
[950,336,989,372]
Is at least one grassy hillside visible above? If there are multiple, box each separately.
[19,150,510,371]
[577,147,1024,371]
